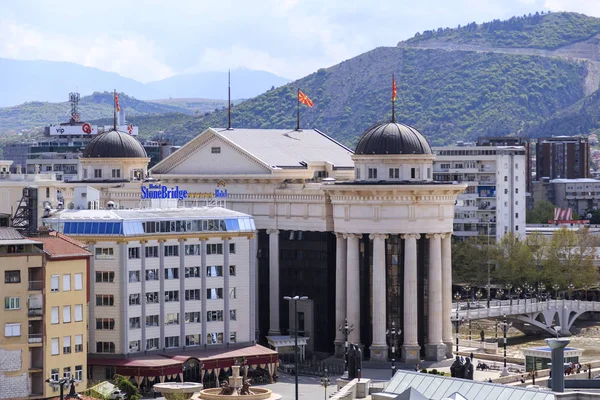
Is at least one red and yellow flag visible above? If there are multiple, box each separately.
[392,75,397,102]
[115,92,121,112]
[298,90,314,108]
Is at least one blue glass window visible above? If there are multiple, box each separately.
[84,222,92,234]
[76,222,85,234]
[92,222,99,233]
[98,222,106,234]
[63,222,72,234]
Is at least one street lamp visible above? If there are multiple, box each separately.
[463,284,471,301]
[453,291,463,353]
[485,284,491,308]
[500,314,513,376]
[475,290,483,306]
[284,295,308,400]
[496,289,504,307]
[505,283,513,306]
[515,287,522,305]
[46,378,79,400]
[552,284,560,300]
[386,321,401,378]
[568,283,575,300]
[320,369,330,400]
[538,283,546,300]
[338,318,354,378]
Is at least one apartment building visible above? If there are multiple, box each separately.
[43,206,256,382]
[433,144,527,241]
[536,136,590,180]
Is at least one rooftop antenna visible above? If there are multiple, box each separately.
[69,92,80,123]
[227,70,232,130]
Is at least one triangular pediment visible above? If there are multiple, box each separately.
[151,128,272,175]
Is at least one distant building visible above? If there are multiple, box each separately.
[536,136,589,180]
[477,136,532,195]
[533,178,600,217]
[433,143,527,241]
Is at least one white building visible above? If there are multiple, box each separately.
[432,144,527,241]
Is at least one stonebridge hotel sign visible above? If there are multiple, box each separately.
[141,180,228,200]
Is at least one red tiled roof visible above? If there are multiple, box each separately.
[50,396,99,400]
[28,233,91,259]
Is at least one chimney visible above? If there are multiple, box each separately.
[546,338,570,393]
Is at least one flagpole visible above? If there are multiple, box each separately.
[113,89,117,130]
[391,74,395,123]
[227,70,232,130]
[296,88,300,131]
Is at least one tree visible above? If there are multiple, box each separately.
[495,233,535,285]
[546,227,598,288]
[113,374,141,400]
[527,200,555,224]
[525,232,550,285]
[452,237,494,285]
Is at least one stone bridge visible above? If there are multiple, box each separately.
[452,299,600,336]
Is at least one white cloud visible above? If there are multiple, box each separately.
[0,19,174,82]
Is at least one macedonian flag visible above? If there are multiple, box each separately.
[392,75,397,102]
[298,90,314,108]
[115,91,121,112]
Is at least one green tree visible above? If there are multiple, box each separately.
[545,227,598,288]
[113,374,141,400]
[526,200,556,224]
[495,233,536,285]
[525,232,551,285]
[452,237,494,285]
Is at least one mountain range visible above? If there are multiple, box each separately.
[0,58,289,107]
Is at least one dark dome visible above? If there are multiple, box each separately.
[83,130,147,158]
[355,122,432,155]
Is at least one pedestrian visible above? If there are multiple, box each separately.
[460,356,464,363]
[480,330,485,343]
[487,378,492,383]
[470,352,474,361]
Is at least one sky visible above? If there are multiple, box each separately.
[0,0,599,83]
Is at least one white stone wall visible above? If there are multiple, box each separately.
[0,349,28,399]
[0,349,22,372]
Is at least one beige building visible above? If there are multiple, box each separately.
[0,227,90,399]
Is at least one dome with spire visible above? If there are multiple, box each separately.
[354,122,432,155]
[83,130,147,158]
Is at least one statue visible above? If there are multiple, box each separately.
[347,345,357,380]
[238,378,253,395]
[461,357,474,380]
[218,380,235,395]
[450,356,463,378]
[355,345,363,378]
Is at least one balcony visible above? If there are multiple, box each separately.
[28,334,42,344]
[28,308,42,317]
[28,281,43,291]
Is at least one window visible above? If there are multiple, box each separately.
[129,317,141,329]
[206,243,223,255]
[74,304,83,321]
[145,269,159,281]
[4,297,20,310]
[185,267,201,278]
[229,265,236,276]
[185,312,201,323]
[230,309,237,321]
[51,338,60,355]
[63,336,71,354]
[516,225,519,231]
[51,368,59,381]
[95,248,114,259]
[4,270,20,284]
[96,295,114,306]
[129,340,140,352]
[504,189,508,194]
[207,288,223,299]
[211,146,221,154]
[516,176,519,181]
[146,338,160,350]
[389,168,400,179]
[186,334,200,346]
[427,168,431,179]
[146,315,159,326]
[504,176,508,182]
[207,332,224,344]
[128,271,140,283]
[145,246,159,258]
[185,289,201,300]
[516,201,519,206]
[128,247,140,259]
[164,267,179,279]
[165,313,179,325]
[96,318,115,330]
[129,293,141,305]
[75,335,83,352]
[516,188,519,194]
[230,332,237,343]
[51,306,59,324]
[95,271,115,283]
[516,213,519,219]
[164,245,179,257]
[368,168,377,179]
[230,287,236,299]
[83,169,88,179]
[96,342,115,353]
[207,310,223,322]
[111,169,121,178]
[146,292,159,304]
[355,168,361,179]
[75,365,83,381]
[4,323,21,337]
[63,305,71,323]
[63,274,71,291]
[51,274,59,292]
[185,244,201,255]
[207,265,223,277]
[229,243,236,254]
[74,273,83,290]
[165,336,179,348]
[63,366,71,379]
[165,290,179,302]
[94,169,102,178]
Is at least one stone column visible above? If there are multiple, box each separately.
[401,234,420,363]
[334,233,347,357]
[441,234,453,358]
[370,233,388,361]
[267,229,280,335]
[346,233,361,344]
[426,233,445,361]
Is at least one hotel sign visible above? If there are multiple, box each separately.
[141,181,228,200]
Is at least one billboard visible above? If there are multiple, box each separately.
[48,123,98,136]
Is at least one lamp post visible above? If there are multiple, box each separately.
[284,295,308,400]
[338,318,354,378]
[463,285,472,341]
[475,290,483,307]
[485,284,491,308]
[46,378,79,400]
[386,322,401,378]
[320,368,330,400]
[538,283,546,301]
[515,287,522,305]
[453,291,463,353]
[505,283,513,306]
[568,283,575,300]
[496,289,504,307]
[552,284,560,300]
[500,314,513,376]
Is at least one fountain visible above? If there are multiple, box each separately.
[198,364,281,400]
[152,381,204,400]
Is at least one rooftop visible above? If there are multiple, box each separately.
[46,206,251,221]
[27,232,91,259]
[550,178,600,184]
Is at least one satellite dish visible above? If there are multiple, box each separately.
[587,213,593,219]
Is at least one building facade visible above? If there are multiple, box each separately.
[533,178,600,217]
[433,144,527,241]
[536,136,590,180]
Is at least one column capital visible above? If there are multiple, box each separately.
[401,233,421,240]
[158,239,167,243]
[334,232,345,239]
[178,238,187,243]
[343,233,362,240]
[139,240,148,244]
[221,236,233,241]
[116,240,129,245]
[86,241,97,245]
[425,233,444,240]
[266,229,280,235]
[440,232,452,239]
[368,233,389,240]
